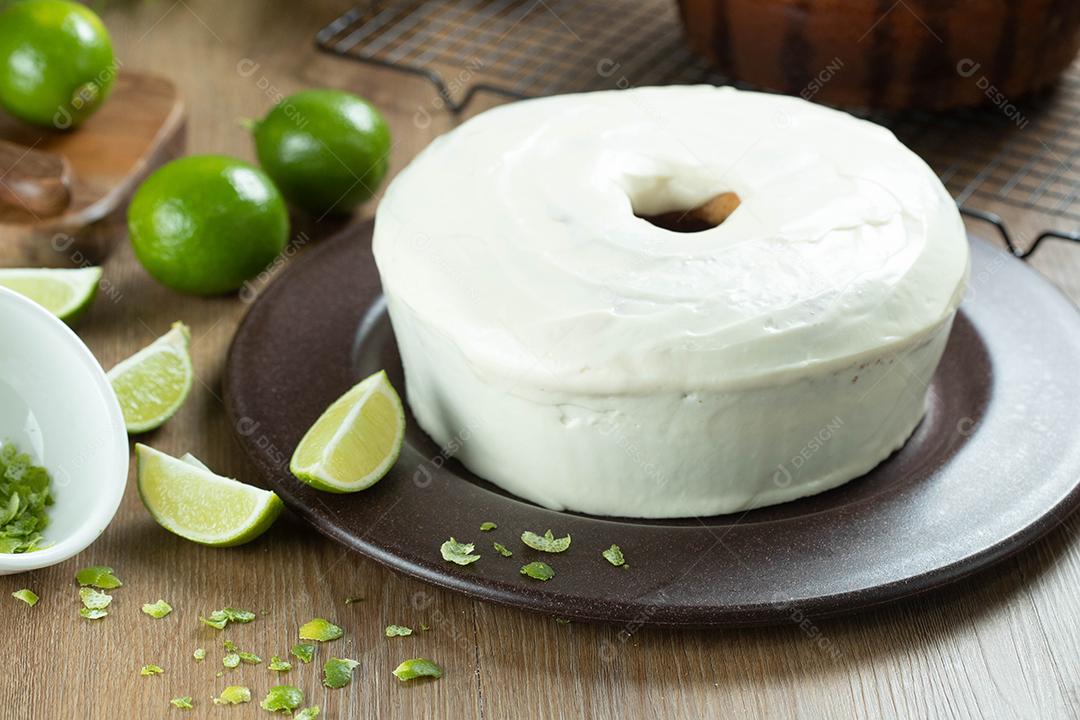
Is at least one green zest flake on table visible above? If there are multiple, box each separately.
[12,589,38,606]
[260,685,304,713]
[294,707,320,720]
[75,565,122,589]
[140,664,164,677]
[521,529,571,553]
[440,537,480,565]
[170,696,193,710]
[200,613,226,630]
[0,442,54,554]
[602,544,626,567]
[322,657,360,689]
[419,623,431,632]
[291,644,315,663]
[520,561,555,581]
[193,648,206,661]
[493,542,513,558]
[79,587,112,610]
[268,655,291,672]
[385,624,412,637]
[212,686,251,705]
[221,639,259,663]
[141,599,173,618]
[479,521,497,532]
[344,596,364,604]
[200,607,255,629]
[222,607,255,622]
[298,618,342,642]
[392,658,443,682]
[77,585,112,620]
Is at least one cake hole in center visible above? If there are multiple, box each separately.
[637,191,742,233]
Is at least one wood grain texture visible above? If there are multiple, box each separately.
[0,72,185,267]
[1,1,1078,718]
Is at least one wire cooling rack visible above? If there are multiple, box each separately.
[315,0,1080,257]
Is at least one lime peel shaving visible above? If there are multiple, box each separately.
[521,529,571,553]
[79,587,112,610]
[0,442,53,554]
[200,606,255,629]
[520,561,555,581]
[298,618,342,642]
[142,599,173,618]
[291,644,315,663]
[440,537,480,565]
[75,565,122,589]
[212,686,251,705]
[260,685,304,713]
[323,657,360,689]
[392,658,443,682]
[12,588,38,606]
[602,544,626,567]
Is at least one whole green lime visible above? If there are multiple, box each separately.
[251,89,391,216]
[128,155,289,295]
[0,0,116,128]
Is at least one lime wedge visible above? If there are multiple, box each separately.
[290,370,405,493]
[136,444,283,546]
[108,322,193,433]
[0,267,101,324]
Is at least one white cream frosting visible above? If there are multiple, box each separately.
[374,86,970,518]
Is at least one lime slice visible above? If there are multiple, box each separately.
[136,444,283,546]
[0,267,101,324]
[290,370,405,493]
[108,322,193,433]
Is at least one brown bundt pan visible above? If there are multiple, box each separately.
[677,0,1080,109]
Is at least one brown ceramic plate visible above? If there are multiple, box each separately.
[225,221,1080,627]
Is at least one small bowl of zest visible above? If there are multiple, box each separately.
[0,286,127,574]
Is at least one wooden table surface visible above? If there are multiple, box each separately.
[3,1,1080,718]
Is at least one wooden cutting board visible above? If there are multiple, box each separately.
[0,71,185,268]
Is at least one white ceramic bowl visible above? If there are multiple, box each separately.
[0,286,128,575]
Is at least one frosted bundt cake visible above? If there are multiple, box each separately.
[373,86,969,518]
